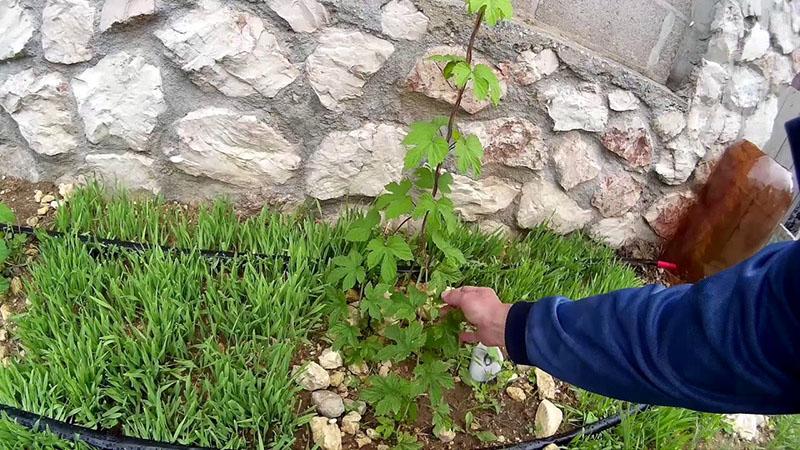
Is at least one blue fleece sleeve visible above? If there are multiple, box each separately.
[504,241,800,414]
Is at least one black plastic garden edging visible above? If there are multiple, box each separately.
[0,223,652,449]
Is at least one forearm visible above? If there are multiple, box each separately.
[505,242,800,414]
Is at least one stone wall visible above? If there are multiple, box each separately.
[0,0,798,249]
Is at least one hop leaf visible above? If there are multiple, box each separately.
[361,374,422,420]
[328,322,361,353]
[377,322,427,362]
[415,168,454,194]
[361,283,393,321]
[454,134,484,176]
[432,231,466,265]
[472,64,502,105]
[413,194,458,235]
[393,432,423,450]
[467,0,513,26]
[346,208,380,242]
[367,235,414,282]
[384,285,427,323]
[327,250,366,290]
[0,204,14,225]
[414,360,455,400]
[403,118,450,169]
[375,180,414,219]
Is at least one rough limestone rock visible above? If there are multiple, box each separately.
[305,123,405,200]
[505,49,559,86]
[686,103,742,149]
[541,84,608,132]
[706,0,744,63]
[164,107,301,188]
[267,0,329,33]
[83,153,160,193]
[71,52,166,151]
[591,174,642,218]
[479,220,513,237]
[156,0,299,98]
[310,417,342,450]
[449,174,518,221]
[341,411,361,435]
[381,0,429,41]
[653,110,687,141]
[295,362,331,391]
[506,386,527,402]
[517,178,593,234]
[318,348,343,370]
[694,60,729,102]
[551,132,601,190]
[725,66,767,108]
[534,368,557,400]
[607,89,639,111]
[407,45,506,114]
[535,400,563,438]
[756,51,795,91]
[739,0,762,17]
[770,5,799,54]
[461,117,547,170]
[41,0,95,64]
[312,390,345,418]
[589,213,639,248]
[99,0,156,32]
[307,28,395,111]
[793,49,800,74]
[725,414,767,441]
[601,124,653,168]
[0,0,35,60]
[0,142,40,182]
[655,133,706,185]
[0,70,79,156]
[740,23,770,61]
[644,192,696,239]
[739,96,779,148]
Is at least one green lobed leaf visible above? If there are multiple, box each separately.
[367,236,413,282]
[413,360,454,401]
[472,64,502,105]
[0,204,14,225]
[432,231,467,265]
[454,134,484,176]
[346,208,381,242]
[327,250,366,290]
[403,118,450,169]
[449,62,473,88]
[467,0,513,26]
[361,283,393,321]
[0,241,9,263]
[393,432,423,450]
[377,322,427,362]
[375,180,415,219]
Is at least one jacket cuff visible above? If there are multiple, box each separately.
[505,302,533,365]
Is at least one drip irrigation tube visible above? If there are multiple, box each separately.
[0,223,652,449]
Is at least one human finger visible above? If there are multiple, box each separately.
[459,331,479,343]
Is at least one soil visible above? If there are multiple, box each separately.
[0,177,60,228]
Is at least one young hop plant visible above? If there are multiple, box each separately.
[0,204,18,295]
[325,0,513,446]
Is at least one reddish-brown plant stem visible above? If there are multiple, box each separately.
[417,8,485,282]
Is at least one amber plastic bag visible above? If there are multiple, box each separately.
[662,140,794,282]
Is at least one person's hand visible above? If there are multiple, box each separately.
[442,286,511,347]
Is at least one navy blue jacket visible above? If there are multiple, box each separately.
[505,118,800,414]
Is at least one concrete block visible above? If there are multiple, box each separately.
[532,0,688,83]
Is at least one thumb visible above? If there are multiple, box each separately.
[441,287,463,307]
[459,331,479,344]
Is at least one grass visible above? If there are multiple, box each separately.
[0,183,794,449]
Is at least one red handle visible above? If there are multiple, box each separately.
[657,261,679,272]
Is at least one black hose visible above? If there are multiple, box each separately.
[0,404,216,450]
[488,404,651,450]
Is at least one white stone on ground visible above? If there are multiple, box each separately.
[310,417,342,450]
[41,0,95,64]
[306,28,395,111]
[608,89,639,111]
[295,362,330,391]
[435,428,456,443]
[739,96,779,148]
[461,117,548,170]
[267,0,329,33]
[0,0,35,60]
[551,132,601,190]
[381,0,429,41]
[449,174,518,222]
[312,390,345,418]
[508,49,559,85]
[406,45,506,114]
[305,123,406,200]
[71,51,166,151]
[535,399,563,438]
[156,0,299,98]
[355,434,372,448]
[99,0,156,32]
[517,178,593,234]
[329,371,345,387]
[164,107,302,187]
[341,411,361,435]
[0,70,80,156]
[83,153,161,193]
[318,348,343,370]
[534,368,557,400]
[506,385,526,402]
[725,414,767,441]
[541,84,608,132]
[344,399,367,415]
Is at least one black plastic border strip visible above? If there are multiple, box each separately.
[0,223,652,449]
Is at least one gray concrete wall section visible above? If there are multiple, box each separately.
[521,0,691,83]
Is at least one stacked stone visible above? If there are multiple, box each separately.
[0,0,797,247]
